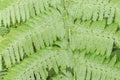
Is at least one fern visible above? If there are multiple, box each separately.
[0,8,65,70]
[69,19,120,58]
[1,0,120,80]
[3,48,73,80]
[0,0,63,27]
[66,0,120,25]
[74,50,120,80]
[3,48,120,80]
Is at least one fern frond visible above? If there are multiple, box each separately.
[66,0,120,25]
[70,21,119,57]
[0,0,62,27]
[74,50,120,80]
[0,8,65,70]
[3,48,73,80]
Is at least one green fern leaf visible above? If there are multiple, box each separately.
[66,0,120,25]
[0,0,63,28]
[0,9,65,70]
[3,48,73,80]
[74,50,120,80]
[70,19,120,58]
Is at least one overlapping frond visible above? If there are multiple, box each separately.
[0,8,65,70]
[1,0,120,80]
[4,48,120,80]
[74,50,120,80]
[66,0,120,25]
[69,19,120,58]
[0,0,62,27]
[3,48,73,80]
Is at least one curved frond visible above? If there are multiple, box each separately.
[1,0,120,80]
[3,48,73,80]
[0,0,62,27]
[69,19,120,58]
[0,8,65,70]
[66,0,120,25]
[74,50,120,80]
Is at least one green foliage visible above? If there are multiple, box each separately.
[0,27,9,36]
[66,0,120,26]
[0,8,66,70]
[0,69,7,80]
[3,48,73,80]
[73,50,120,80]
[70,21,117,57]
[1,0,120,80]
[0,0,63,27]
